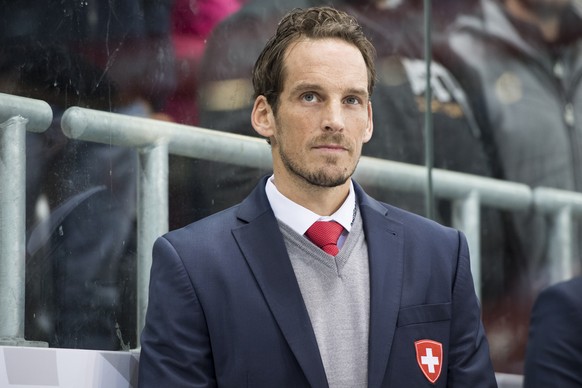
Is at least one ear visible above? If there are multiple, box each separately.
[251,95,275,138]
[363,101,373,143]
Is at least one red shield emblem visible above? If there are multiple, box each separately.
[415,339,443,384]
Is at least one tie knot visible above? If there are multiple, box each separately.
[305,221,344,256]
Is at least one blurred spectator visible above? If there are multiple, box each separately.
[0,0,176,349]
[0,0,176,112]
[164,0,246,125]
[165,0,247,230]
[524,276,582,387]
[442,0,582,372]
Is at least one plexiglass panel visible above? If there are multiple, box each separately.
[1,0,581,379]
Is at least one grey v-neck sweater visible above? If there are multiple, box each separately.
[278,208,370,387]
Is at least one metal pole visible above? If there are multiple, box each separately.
[423,0,434,220]
[548,207,573,284]
[0,94,51,346]
[452,191,482,300]
[0,117,27,342]
[534,187,582,284]
[136,141,169,347]
[0,117,45,346]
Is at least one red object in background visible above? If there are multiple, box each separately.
[165,0,246,125]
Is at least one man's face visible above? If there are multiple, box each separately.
[263,38,373,190]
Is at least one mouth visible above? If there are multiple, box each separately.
[313,144,347,151]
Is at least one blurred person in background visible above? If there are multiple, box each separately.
[164,0,247,125]
[523,276,582,387]
[165,0,248,230]
[442,0,582,373]
[0,0,175,349]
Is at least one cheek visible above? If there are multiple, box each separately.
[280,116,313,142]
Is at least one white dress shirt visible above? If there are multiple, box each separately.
[265,175,356,248]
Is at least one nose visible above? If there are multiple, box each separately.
[321,101,344,132]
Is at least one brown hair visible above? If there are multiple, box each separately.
[252,6,376,114]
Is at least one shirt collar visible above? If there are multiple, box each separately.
[265,175,356,236]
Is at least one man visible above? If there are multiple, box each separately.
[442,0,582,372]
[523,276,582,387]
[139,7,496,387]
[192,3,509,340]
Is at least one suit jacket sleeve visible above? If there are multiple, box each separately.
[138,236,217,387]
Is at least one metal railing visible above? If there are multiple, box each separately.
[1,93,581,354]
[60,106,272,345]
[0,93,52,346]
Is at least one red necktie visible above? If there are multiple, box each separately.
[305,221,344,256]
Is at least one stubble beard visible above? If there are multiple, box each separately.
[277,135,358,188]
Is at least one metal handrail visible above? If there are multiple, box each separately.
[58,105,568,343]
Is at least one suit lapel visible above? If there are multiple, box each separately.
[356,184,405,388]
[232,180,328,388]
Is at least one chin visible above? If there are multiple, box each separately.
[304,169,352,188]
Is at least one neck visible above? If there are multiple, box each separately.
[272,173,351,216]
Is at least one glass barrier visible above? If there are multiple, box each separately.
[1,0,580,380]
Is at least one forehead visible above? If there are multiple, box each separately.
[281,38,369,94]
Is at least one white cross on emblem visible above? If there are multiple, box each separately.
[421,348,440,373]
[415,339,443,383]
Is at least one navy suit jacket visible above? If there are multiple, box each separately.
[138,178,496,387]
[524,276,582,387]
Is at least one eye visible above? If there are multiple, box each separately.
[344,96,361,105]
[301,93,319,103]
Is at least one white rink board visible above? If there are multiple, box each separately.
[0,346,138,388]
[0,345,522,388]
